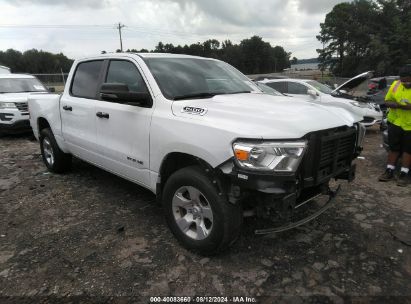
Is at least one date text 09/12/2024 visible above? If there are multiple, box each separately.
[149,296,257,303]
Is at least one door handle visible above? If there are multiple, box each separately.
[96,112,109,119]
[62,105,72,111]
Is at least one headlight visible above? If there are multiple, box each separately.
[0,102,16,109]
[233,141,307,172]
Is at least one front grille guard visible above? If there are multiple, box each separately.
[254,184,341,235]
[300,127,357,188]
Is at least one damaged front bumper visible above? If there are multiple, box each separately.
[217,126,359,234]
[217,161,354,235]
[254,184,341,234]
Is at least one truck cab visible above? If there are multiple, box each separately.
[29,53,365,254]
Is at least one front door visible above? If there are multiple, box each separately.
[95,59,154,188]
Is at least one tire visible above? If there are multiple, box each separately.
[40,128,72,173]
[162,166,242,255]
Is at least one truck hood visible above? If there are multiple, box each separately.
[171,93,359,139]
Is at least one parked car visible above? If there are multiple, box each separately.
[253,81,284,96]
[258,74,383,127]
[29,53,365,254]
[0,74,48,135]
[367,76,399,113]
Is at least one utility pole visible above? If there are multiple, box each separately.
[116,22,125,52]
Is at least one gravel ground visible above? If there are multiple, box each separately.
[0,127,410,303]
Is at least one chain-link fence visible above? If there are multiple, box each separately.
[33,73,68,93]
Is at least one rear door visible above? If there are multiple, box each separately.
[95,59,154,187]
[61,60,105,163]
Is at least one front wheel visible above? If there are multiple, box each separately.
[40,128,72,173]
[162,166,242,255]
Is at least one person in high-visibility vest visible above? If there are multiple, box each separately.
[379,65,411,186]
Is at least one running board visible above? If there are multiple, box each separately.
[254,185,341,235]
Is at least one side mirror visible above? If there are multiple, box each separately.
[339,89,347,94]
[48,87,56,93]
[99,83,152,107]
[307,89,318,98]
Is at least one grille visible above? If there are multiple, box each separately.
[301,127,356,186]
[15,102,28,112]
[316,128,356,182]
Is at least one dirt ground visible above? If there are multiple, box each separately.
[0,126,410,303]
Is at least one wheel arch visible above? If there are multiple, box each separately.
[37,117,69,153]
[156,152,223,203]
[37,117,51,135]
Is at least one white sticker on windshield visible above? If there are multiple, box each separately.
[33,85,45,90]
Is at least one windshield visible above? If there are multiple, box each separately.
[144,57,259,100]
[306,80,333,95]
[0,78,47,93]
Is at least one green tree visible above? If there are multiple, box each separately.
[318,0,411,76]
[0,48,73,73]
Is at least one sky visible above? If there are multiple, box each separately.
[0,0,349,60]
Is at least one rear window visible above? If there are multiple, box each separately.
[71,60,103,99]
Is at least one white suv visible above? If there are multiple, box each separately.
[0,74,48,135]
[259,77,383,127]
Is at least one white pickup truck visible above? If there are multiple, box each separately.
[29,53,365,254]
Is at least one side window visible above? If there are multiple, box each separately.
[106,60,148,93]
[266,82,287,94]
[71,60,103,99]
[288,82,308,95]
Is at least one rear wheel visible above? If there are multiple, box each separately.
[40,128,72,173]
[162,166,242,255]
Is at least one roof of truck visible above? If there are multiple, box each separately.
[0,74,35,79]
[78,52,218,62]
[136,53,211,59]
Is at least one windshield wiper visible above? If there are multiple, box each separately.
[173,92,217,100]
[173,91,251,101]
[229,90,251,94]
